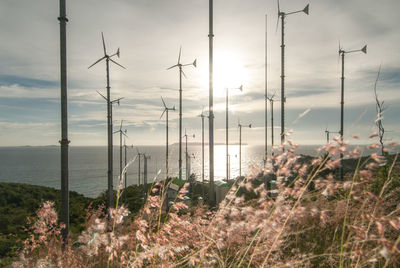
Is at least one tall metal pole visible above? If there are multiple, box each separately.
[185,133,188,180]
[138,153,141,185]
[179,66,183,181]
[119,130,122,182]
[144,155,148,196]
[265,14,268,162]
[166,109,169,177]
[124,138,127,190]
[59,0,69,242]
[226,88,229,180]
[239,124,242,177]
[208,0,215,206]
[280,14,285,145]
[201,114,205,199]
[340,52,345,181]
[270,99,274,155]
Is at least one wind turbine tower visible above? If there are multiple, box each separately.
[113,120,127,184]
[267,94,276,156]
[209,0,215,207]
[198,108,208,198]
[58,0,69,241]
[167,47,196,181]
[225,85,243,181]
[160,96,175,178]
[183,129,195,180]
[89,33,125,211]
[277,1,309,145]
[95,89,123,212]
[136,147,143,185]
[238,121,252,178]
[143,154,151,197]
[339,43,367,180]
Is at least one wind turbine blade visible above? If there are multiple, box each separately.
[277,0,280,14]
[181,69,187,79]
[275,0,280,33]
[96,90,107,101]
[160,109,166,119]
[88,56,106,69]
[167,64,179,70]
[109,58,126,69]
[122,132,128,138]
[161,96,167,108]
[113,130,119,134]
[120,120,123,131]
[178,46,182,64]
[101,32,106,56]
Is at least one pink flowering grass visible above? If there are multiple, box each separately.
[12,137,400,267]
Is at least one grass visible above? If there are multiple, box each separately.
[7,139,400,267]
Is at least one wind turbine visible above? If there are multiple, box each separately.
[276,1,309,145]
[58,0,69,242]
[96,90,123,211]
[238,120,252,178]
[136,147,143,185]
[183,129,195,180]
[160,96,176,178]
[325,129,339,144]
[89,33,125,212]
[267,94,276,157]
[225,85,243,181]
[167,47,197,181]
[339,43,367,180]
[198,108,208,199]
[113,120,128,185]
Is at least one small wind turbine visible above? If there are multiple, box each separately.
[267,94,276,156]
[160,96,176,178]
[113,120,128,185]
[225,85,243,181]
[325,128,340,144]
[197,108,208,199]
[183,129,195,180]
[167,47,197,180]
[89,32,125,212]
[136,147,143,185]
[238,120,252,178]
[276,1,309,145]
[96,90,123,211]
[339,43,367,180]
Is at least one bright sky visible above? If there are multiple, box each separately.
[0,0,399,146]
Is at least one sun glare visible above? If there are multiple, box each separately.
[197,51,248,98]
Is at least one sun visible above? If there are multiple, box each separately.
[196,51,248,98]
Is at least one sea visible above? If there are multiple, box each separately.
[0,144,389,198]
